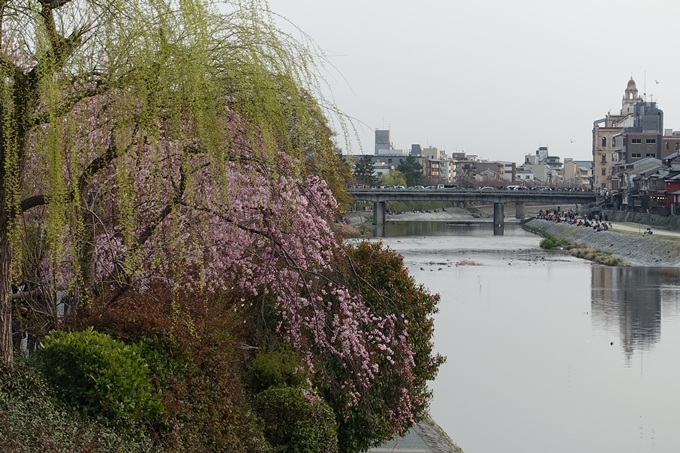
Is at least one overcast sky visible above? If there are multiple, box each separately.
[269,0,680,163]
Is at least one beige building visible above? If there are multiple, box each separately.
[592,78,638,190]
[563,160,593,188]
[422,146,441,160]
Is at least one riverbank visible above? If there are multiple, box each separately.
[345,210,680,267]
[524,218,680,267]
[370,416,465,453]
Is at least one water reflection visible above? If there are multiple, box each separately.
[378,224,680,452]
[378,220,523,237]
[592,267,680,365]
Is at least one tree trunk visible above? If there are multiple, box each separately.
[0,190,13,373]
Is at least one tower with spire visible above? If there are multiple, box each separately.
[621,77,640,115]
[592,78,645,191]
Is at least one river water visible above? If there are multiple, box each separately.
[373,222,680,453]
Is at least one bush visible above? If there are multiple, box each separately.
[246,348,308,393]
[323,241,445,453]
[540,238,557,249]
[33,327,163,430]
[253,387,338,453]
[83,287,273,452]
[0,357,152,453]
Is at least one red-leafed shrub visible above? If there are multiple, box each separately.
[83,287,271,453]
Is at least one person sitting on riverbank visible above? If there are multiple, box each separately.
[644,227,653,236]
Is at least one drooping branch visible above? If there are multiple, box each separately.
[106,151,192,305]
[19,126,137,214]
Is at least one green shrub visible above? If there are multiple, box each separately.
[246,348,308,393]
[33,328,163,430]
[253,387,338,453]
[540,238,556,249]
[83,288,273,452]
[0,357,152,453]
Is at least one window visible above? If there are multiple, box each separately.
[676,142,679,150]
[646,138,656,144]
[667,142,670,150]
[602,137,607,147]
[387,159,392,163]
[632,153,641,158]
[632,138,642,144]
[601,168,606,176]
[646,153,655,157]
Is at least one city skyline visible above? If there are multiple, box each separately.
[271,0,680,163]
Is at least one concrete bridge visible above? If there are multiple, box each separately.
[348,188,598,235]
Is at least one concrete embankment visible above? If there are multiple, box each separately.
[602,210,680,231]
[525,218,680,267]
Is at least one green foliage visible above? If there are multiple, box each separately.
[135,337,191,391]
[354,155,377,186]
[83,288,272,452]
[33,328,163,431]
[540,238,558,249]
[397,155,423,187]
[378,170,407,188]
[247,348,309,393]
[253,387,338,453]
[0,357,152,453]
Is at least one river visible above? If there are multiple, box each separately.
[373,222,680,453]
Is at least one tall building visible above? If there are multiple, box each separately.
[374,129,391,154]
[609,98,664,194]
[592,78,643,190]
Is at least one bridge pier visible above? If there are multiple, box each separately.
[373,201,386,225]
[515,202,525,220]
[493,202,505,235]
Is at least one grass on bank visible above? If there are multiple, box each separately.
[458,259,482,266]
[522,222,628,266]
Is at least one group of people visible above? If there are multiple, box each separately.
[536,209,613,232]
[575,218,612,231]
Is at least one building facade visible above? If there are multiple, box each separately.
[592,78,640,190]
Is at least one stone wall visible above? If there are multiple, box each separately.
[602,210,680,230]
